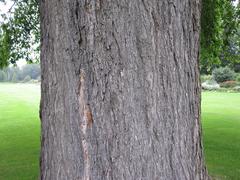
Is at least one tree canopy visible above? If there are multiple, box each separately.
[0,0,39,68]
[200,0,239,73]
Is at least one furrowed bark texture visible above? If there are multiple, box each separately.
[40,0,208,179]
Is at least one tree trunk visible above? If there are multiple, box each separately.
[40,0,208,179]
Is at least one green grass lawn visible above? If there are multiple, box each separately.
[202,92,240,180]
[0,83,40,180]
[0,83,240,179]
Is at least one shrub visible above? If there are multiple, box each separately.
[233,86,240,92]
[22,75,31,83]
[29,79,39,83]
[236,74,240,82]
[212,67,235,83]
[202,80,220,90]
[220,81,238,88]
[200,75,212,83]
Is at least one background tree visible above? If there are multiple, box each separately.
[221,1,240,70]
[11,71,17,82]
[0,70,7,81]
[200,0,224,74]
[200,0,239,74]
[0,0,40,68]
[0,23,11,67]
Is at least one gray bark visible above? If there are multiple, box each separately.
[40,0,208,179]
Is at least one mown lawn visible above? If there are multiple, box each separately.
[0,83,40,180]
[202,92,240,180]
[0,83,239,179]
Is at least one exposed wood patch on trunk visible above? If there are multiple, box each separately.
[85,105,93,128]
[78,70,92,180]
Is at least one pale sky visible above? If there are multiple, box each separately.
[234,0,239,6]
[0,0,14,22]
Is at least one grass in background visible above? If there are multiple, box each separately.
[0,83,40,179]
[202,92,240,180]
[0,84,240,179]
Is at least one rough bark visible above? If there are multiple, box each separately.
[40,0,208,179]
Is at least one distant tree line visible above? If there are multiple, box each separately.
[0,64,40,82]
